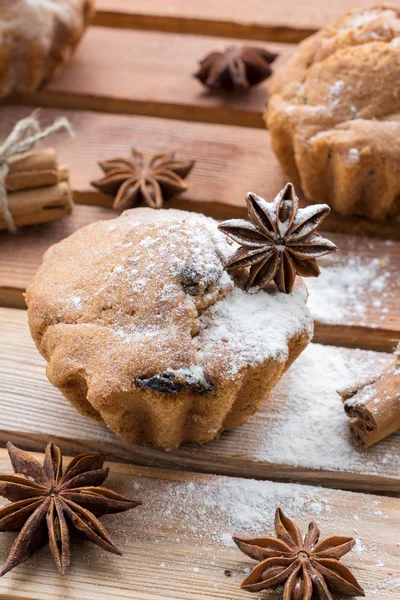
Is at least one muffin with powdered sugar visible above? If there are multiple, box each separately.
[0,0,94,97]
[26,196,331,449]
[265,4,400,220]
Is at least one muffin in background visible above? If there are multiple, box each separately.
[26,208,314,449]
[0,0,95,98]
[265,4,400,220]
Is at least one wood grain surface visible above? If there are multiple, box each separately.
[1,197,398,350]
[94,0,370,42]
[0,205,115,308]
[1,106,398,242]
[0,2,399,599]
[0,450,399,599]
[14,28,293,128]
[1,307,398,494]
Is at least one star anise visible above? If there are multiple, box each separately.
[91,149,194,210]
[195,45,278,91]
[234,508,365,599]
[0,442,141,576]
[218,183,337,293]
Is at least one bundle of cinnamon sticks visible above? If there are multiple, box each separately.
[0,148,73,231]
[340,344,400,448]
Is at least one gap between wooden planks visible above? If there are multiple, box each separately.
[0,448,398,600]
[0,204,399,351]
[1,307,399,495]
[11,27,292,128]
[93,0,370,43]
[1,106,398,242]
[0,112,399,352]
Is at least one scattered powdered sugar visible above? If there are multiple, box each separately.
[327,80,346,109]
[71,296,82,309]
[95,467,398,598]
[252,343,392,472]
[124,470,398,596]
[54,208,313,393]
[2,0,80,42]
[220,533,235,548]
[354,538,364,558]
[348,148,360,164]
[343,8,398,31]
[330,80,345,97]
[196,285,312,378]
[289,203,330,239]
[141,475,336,542]
[84,209,311,375]
[306,255,391,325]
[174,365,209,389]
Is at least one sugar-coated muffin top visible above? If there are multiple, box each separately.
[0,0,94,96]
[266,4,400,219]
[26,208,313,397]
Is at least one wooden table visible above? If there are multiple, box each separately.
[0,2,399,599]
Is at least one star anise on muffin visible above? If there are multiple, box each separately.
[218,183,337,293]
[0,442,141,575]
[233,508,365,598]
[91,149,194,209]
[195,46,278,92]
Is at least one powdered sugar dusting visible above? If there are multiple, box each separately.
[306,255,392,325]
[68,209,311,375]
[343,8,398,31]
[348,148,360,164]
[35,207,312,406]
[251,344,392,472]
[139,476,338,544]
[196,285,312,378]
[329,79,345,97]
[113,470,399,599]
[1,0,81,42]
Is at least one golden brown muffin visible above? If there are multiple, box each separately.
[26,208,313,449]
[265,4,400,220]
[0,0,95,98]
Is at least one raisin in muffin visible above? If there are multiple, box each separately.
[0,0,95,98]
[265,4,400,220]
[26,208,313,449]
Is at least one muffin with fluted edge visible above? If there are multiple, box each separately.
[0,0,94,98]
[26,195,330,449]
[265,4,400,220]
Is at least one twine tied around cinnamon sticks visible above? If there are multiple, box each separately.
[0,112,73,233]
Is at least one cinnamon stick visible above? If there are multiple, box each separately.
[340,349,400,447]
[5,149,62,191]
[0,149,73,231]
[0,181,73,231]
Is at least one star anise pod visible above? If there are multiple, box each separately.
[218,183,337,293]
[195,45,278,91]
[234,508,365,599]
[0,442,141,576]
[91,149,194,210]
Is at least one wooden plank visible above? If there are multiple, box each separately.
[0,106,286,214]
[1,206,398,350]
[0,449,398,599]
[93,0,369,43]
[0,205,115,308]
[308,238,400,352]
[0,108,398,348]
[1,106,398,242]
[13,28,294,128]
[1,307,399,494]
